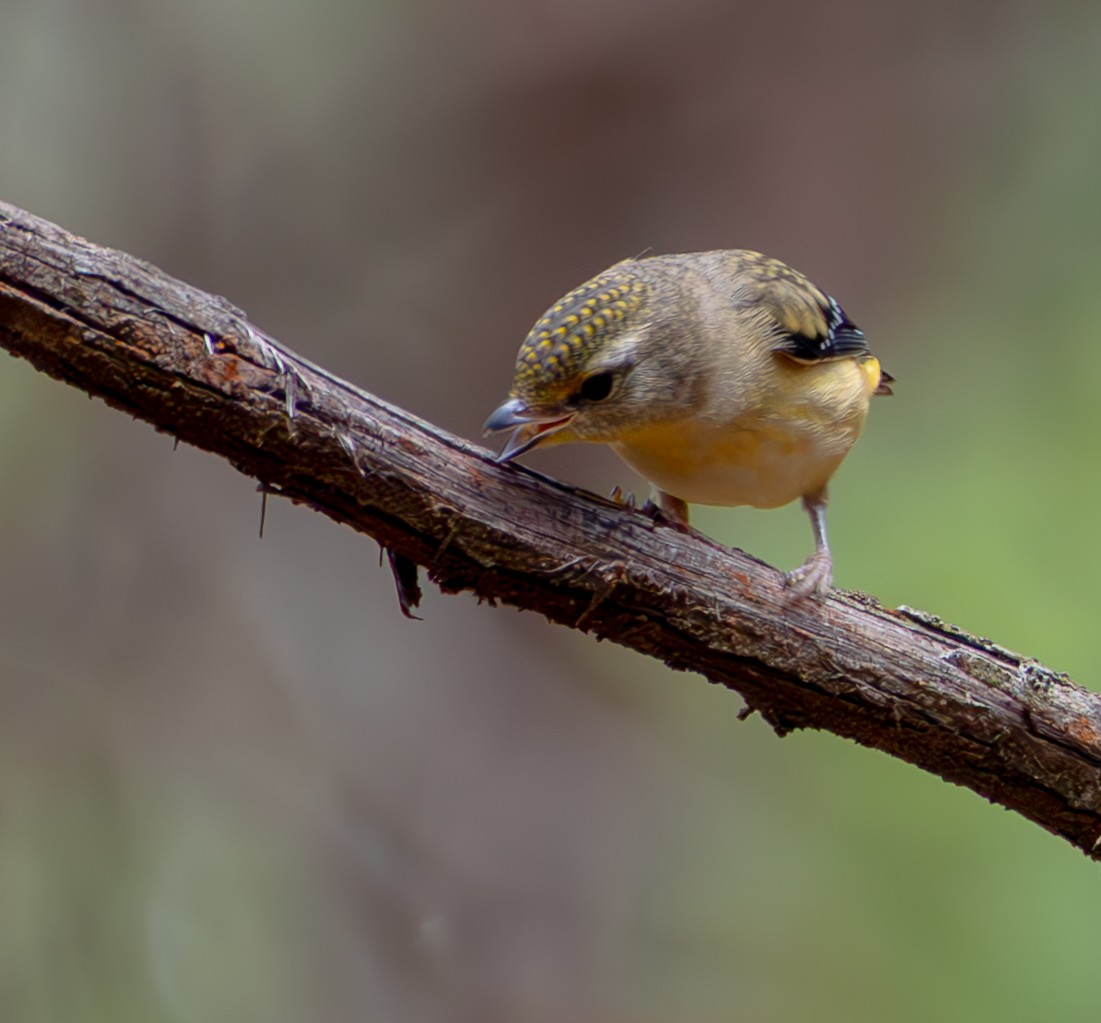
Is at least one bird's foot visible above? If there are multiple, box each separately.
[783,550,833,597]
[639,498,697,534]
[610,488,693,531]
[609,485,638,510]
[647,491,690,526]
[638,497,669,521]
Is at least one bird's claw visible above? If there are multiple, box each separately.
[609,485,638,510]
[783,550,833,597]
[639,498,698,532]
[609,488,688,529]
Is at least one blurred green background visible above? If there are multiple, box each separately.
[2,1,1100,1020]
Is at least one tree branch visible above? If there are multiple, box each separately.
[2,199,1099,859]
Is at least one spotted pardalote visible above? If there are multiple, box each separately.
[484,250,891,595]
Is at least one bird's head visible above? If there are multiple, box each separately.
[484,260,704,462]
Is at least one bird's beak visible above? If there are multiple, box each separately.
[483,398,574,463]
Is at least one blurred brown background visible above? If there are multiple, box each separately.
[2,1,1100,1021]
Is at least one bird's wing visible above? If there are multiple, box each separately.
[733,252,869,363]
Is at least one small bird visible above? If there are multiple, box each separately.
[484,250,891,595]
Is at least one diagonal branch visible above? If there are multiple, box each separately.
[2,199,1100,859]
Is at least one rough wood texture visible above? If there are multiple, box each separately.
[2,199,1100,859]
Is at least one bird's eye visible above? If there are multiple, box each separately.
[575,371,616,403]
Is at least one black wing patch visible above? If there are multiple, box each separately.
[726,251,869,364]
[772,295,868,363]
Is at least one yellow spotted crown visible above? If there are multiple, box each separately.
[512,265,648,404]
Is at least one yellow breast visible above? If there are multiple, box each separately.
[610,357,876,509]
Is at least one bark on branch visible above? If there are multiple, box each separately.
[2,199,1099,859]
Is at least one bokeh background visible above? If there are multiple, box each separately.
[2,1,1100,1020]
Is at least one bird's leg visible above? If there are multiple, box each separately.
[655,490,690,524]
[784,487,833,596]
[638,489,691,528]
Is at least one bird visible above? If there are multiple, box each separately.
[483,250,892,595]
